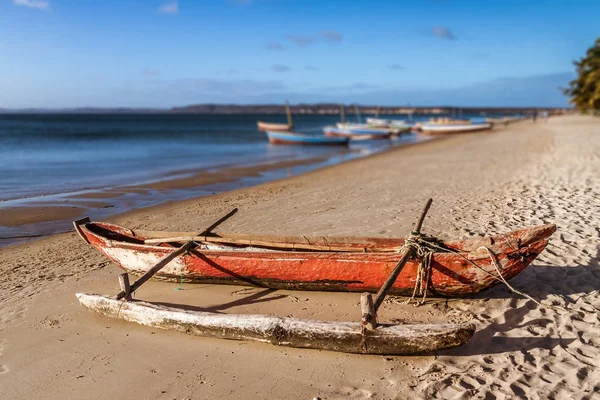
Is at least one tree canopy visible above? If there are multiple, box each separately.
[564,38,600,112]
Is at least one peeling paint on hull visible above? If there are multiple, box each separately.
[77,222,556,297]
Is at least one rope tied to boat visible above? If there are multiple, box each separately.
[398,232,439,306]
[397,232,567,312]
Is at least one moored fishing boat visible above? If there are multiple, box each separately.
[257,121,292,132]
[325,126,391,140]
[420,122,492,135]
[73,217,555,297]
[266,131,349,146]
[257,101,294,132]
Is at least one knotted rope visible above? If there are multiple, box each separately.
[398,233,566,311]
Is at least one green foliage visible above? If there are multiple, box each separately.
[564,37,600,111]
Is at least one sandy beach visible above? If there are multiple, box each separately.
[1,115,599,399]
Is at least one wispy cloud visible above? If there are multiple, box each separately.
[217,68,239,75]
[271,64,291,73]
[286,35,314,47]
[158,1,178,14]
[387,64,404,70]
[12,0,49,10]
[319,31,343,43]
[266,42,285,51]
[431,27,456,40]
[305,65,318,71]
[142,69,160,77]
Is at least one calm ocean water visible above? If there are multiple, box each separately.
[0,112,491,203]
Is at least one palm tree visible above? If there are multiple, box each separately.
[564,38,600,112]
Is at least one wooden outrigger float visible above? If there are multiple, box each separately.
[75,201,490,354]
[76,294,475,354]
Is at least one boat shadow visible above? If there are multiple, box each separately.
[439,302,576,356]
[153,288,288,314]
[467,261,600,303]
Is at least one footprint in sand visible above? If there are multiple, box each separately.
[0,340,8,376]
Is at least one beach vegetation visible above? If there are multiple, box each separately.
[564,37,600,113]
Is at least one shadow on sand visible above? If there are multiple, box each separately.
[153,288,288,313]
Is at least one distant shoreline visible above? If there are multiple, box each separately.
[0,104,570,115]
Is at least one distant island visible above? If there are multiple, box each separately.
[0,104,569,115]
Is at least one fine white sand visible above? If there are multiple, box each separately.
[0,115,598,399]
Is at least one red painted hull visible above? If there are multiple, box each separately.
[76,222,555,297]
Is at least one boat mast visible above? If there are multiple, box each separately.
[355,104,362,123]
[285,100,293,129]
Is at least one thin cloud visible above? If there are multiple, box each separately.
[305,65,318,71]
[431,27,456,40]
[142,69,160,77]
[12,0,49,10]
[388,64,404,70]
[286,35,314,47]
[271,64,291,73]
[217,68,239,75]
[158,1,178,14]
[266,42,285,51]
[319,31,343,43]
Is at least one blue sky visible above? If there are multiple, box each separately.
[0,0,597,108]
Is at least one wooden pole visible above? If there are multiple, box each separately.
[285,101,293,128]
[363,199,433,325]
[118,273,132,300]
[116,208,239,300]
[116,242,194,300]
[360,292,377,330]
[340,104,345,123]
[355,104,362,123]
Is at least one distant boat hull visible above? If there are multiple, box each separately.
[257,121,292,132]
[420,123,492,135]
[325,126,391,140]
[266,131,349,146]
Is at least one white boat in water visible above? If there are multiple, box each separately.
[420,122,492,135]
[366,117,411,129]
[324,126,391,140]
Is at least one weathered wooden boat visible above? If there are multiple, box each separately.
[76,293,476,355]
[420,122,492,135]
[266,131,349,146]
[75,202,480,355]
[257,121,292,132]
[324,126,391,140]
[366,117,412,130]
[74,218,555,297]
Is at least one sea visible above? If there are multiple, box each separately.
[0,112,491,243]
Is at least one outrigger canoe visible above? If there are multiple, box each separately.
[266,131,349,146]
[74,220,555,297]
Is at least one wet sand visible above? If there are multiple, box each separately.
[1,115,599,399]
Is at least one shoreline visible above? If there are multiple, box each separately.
[0,134,429,247]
